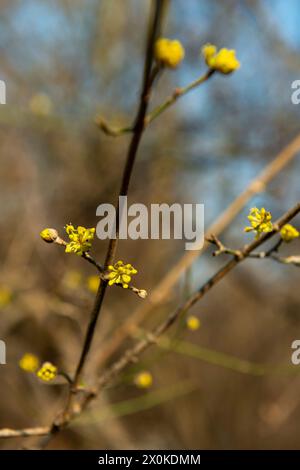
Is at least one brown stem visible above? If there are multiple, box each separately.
[72,0,164,389]
[36,0,167,447]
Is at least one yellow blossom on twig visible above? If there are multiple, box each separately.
[107,261,137,289]
[37,362,58,382]
[280,224,299,242]
[155,38,185,68]
[19,353,40,373]
[202,43,240,74]
[65,224,95,256]
[244,207,273,239]
[134,371,153,389]
[186,315,201,331]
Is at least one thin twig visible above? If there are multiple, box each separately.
[0,427,50,438]
[145,68,215,125]
[206,234,284,260]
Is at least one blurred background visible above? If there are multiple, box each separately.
[0,0,300,450]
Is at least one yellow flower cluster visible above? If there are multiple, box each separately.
[280,224,299,243]
[134,371,153,389]
[186,315,201,331]
[107,261,137,289]
[65,224,95,256]
[155,38,185,68]
[19,353,39,373]
[37,362,58,382]
[244,207,273,239]
[202,44,240,74]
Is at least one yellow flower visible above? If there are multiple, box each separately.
[19,353,40,373]
[0,286,12,307]
[37,362,58,382]
[40,228,58,243]
[280,224,299,243]
[186,315,201,331]
[29,93,53,116]
[65,224,95,256]
[244,207,273,239]
[134,371,153,389]
[202,43,240,74]
[107,261,137,289]
[87,275,100,293]
[202,44,217,62]
[155,38,185,68]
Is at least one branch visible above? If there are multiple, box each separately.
[80,203,300,405]
[49,239,147,299]
[35,0,167,447]
[145,68,215,125]
[96,68,215,137]
[94,116,133,137]
[1,202,299,441]
[0,427,50,439]
[207,234,300,268]
[206,234,284,260]
[95,133,300,368]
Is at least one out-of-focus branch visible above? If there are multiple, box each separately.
[95,133,300,368]
[0,427,50,438]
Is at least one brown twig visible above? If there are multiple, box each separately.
[36,0,167,446]
[206,234,284,260]
[207,233,300,267]
[0,427,50,438]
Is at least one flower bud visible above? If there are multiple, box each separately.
[137,289,148,299]
[40,228,58,243]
